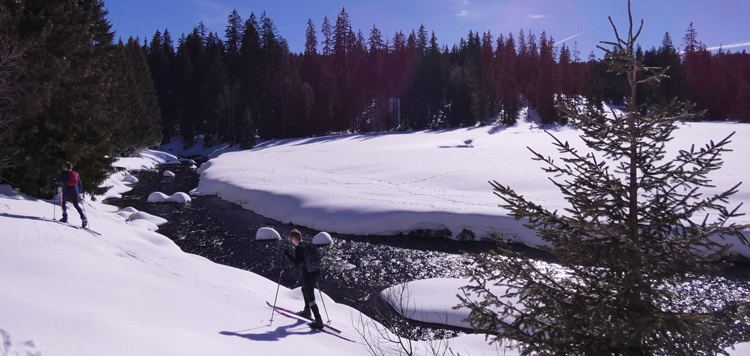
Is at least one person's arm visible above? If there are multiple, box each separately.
[283,245,303,265]
[77,173,83,195]
[53,172,64,185]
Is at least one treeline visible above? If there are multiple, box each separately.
[1,0,160,197]
[147,8,590,148]
[148,8,750,148]
[633,26,750,121]
[2,2,748,198]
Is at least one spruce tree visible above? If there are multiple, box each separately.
[108,38,161,153]
[321,16,333,56]
[0,5,26,177]
[535,31,558,124]
[682,22,701,56]
[5,0,119,196]
[224,9,244,80]
[460,2,749,354]
[239,12,262,140]
[304,18,317,56]
[225,9,243,58]
[499,32,521,125]
[203,31,228,145]
[147,30,176,143]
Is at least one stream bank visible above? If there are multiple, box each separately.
[105,160,513,338]
[105,159,750,340]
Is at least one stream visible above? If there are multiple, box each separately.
[104,159,519,339]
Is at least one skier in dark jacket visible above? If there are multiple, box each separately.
[54,162,87,228]
[283,229,324,329]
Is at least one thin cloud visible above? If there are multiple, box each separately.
[555,29,593,46]
[451,0,471,18]
[706,41,750,51]
[528,14,547,19]
[190,0,229,29]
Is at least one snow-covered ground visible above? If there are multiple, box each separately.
[2,121,749,355]
[192,122,750,257]
[0,152,510,356]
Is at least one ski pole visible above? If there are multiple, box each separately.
[60,190,65,218]
[270,264,283,325]
[82,197,97,209]
[53,187,58,220]
[317,282,330,324]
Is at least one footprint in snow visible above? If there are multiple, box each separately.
[0,329,41,356]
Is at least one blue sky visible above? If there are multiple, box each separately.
[105,0,750,57]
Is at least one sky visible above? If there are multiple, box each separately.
[105,0,750,58]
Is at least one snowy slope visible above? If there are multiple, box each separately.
[0,186,366,355]
[0,169,506,356]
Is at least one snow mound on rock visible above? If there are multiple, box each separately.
[167,192,191,203]
[147,192,170,202]
[114,207,167,232]
[256,227,281,241]
[147,192,191,204]
[123,174,139,183]
[313,232,333,245]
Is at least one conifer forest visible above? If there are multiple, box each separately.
[1,1,749,197]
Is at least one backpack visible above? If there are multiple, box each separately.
[301,242,322,272]
[66,171,80,187]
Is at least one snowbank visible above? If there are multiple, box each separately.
[191,123,750,257]
[102,149,182,201]
[381,278,518,329]
[113,149,181,171]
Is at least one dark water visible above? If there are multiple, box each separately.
[104,160,525,338]
[105,160,750,340]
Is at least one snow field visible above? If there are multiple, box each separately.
[192,123,750,257]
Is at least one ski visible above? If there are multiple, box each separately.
[266,301,342,333]
[46,218,101,236]
[272,308,356,343]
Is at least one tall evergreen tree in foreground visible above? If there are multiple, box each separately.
[4,0,117,196]
[2,0,161,196]
[0,5,26,178]
[460,2,749,355]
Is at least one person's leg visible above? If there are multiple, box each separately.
[60,192,68,222]
[70,194,86,226]
[299,271,314,318]
[305,270,323,328]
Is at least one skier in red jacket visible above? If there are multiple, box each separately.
[54,162,87,228]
